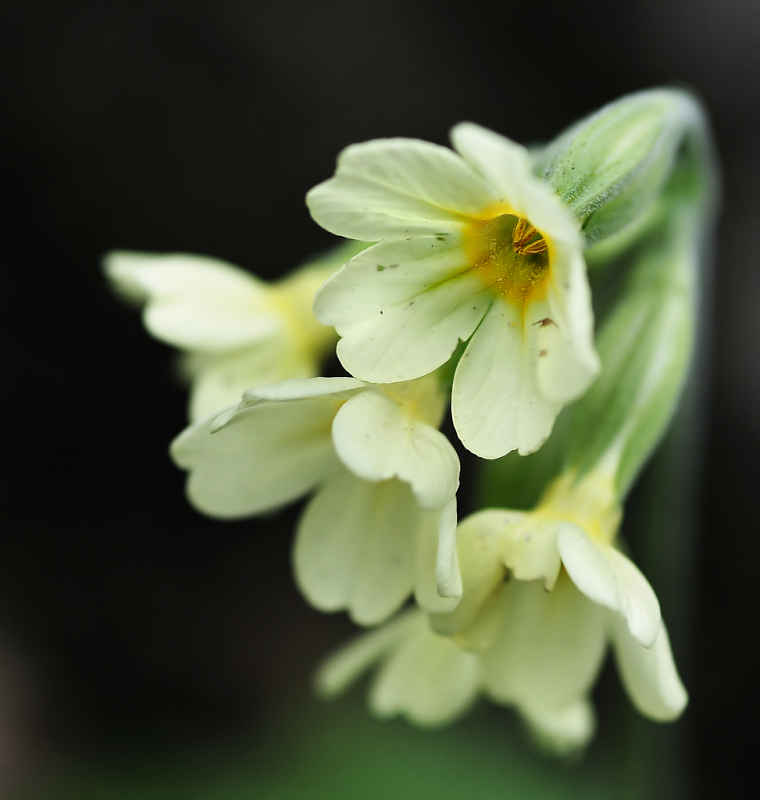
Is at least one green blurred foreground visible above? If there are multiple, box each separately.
[25,685,678,800]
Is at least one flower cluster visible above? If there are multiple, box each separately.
[107,88,713,753]
[318,471,687,753]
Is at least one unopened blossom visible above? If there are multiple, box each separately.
[170,374,461,625]
[307,124,600,459]
[105,242,363,420]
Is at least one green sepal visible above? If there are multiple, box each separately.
[538,89,700,247]
[565,143,713,498]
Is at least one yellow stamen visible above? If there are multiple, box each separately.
[462,208,551,305]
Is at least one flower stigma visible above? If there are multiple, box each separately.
[463,205,551,306]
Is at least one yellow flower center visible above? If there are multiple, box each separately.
[462,205,551,305]
[535,470,621,546]
[379,372,447,428]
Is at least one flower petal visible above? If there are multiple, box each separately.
[450,123,580,240]
[315,240,493,383]
[104,251,282,352]
[434,498,462,600]
[414,503,461,614]
[481,574,606,710]
[332,388,459,510]
[537,247,600,403]
[557,526,661,648]
[182,343,317,422]
[518,698,596,755]
[314,235,467,328]
[315,611,419,698]
[501,517,563,590]
[370,612,481,728]
[307,138,495,241]
[170,397,339,518]
[452,297,561,459]
[431,509,521,638]
[294,470,420,626]
[450,123,533,200]
[609,613,688,721]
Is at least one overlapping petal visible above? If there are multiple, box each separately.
[452,297,561,458]
[609,613,688,721]
[315,612,418,698]
[502,517,564,589]
[170,395,341,519]
[316,238,493,383]
[332,388,459,511]
[557,525,661,648]
[480,575,606,711]
[181,342,315,422]
[105,251,282,352]
[519,698,596,755]
[369,612,481,728]
[307,138,494,242]
[431,509,520,638]
[537,246,601,403]
[413,502,461,613]
[294,469,420,626]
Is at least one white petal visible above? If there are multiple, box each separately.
[537,245,600,403]
[557,527,661,648]
[170,397,339,518]
[315,242,493,383]
[240,376,365,406]
[307,138,495,241]
[104,251,282,352]
[518,697,596,755]
[434,498,462,599]
[452,297,561,459]
[450,123,533,200]
[609,614,688,721]
[315,611,419,698]
[481,574,606,710]
[294,471,420,626]
[413,502,461,614]
[370,613,480,728]
[450,123,580,240]
[332,388,459,511]
[431,509,521,638]
[501,517,563,590]
[314,235,468,328]
[183,343,316,422]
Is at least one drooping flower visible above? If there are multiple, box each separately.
[307,124,600,459]
[319,469,686,754]
[170,374,462,625]
[431,469,688,748]
[104,242,364,420]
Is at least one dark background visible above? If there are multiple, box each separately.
[1,1,758,797]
